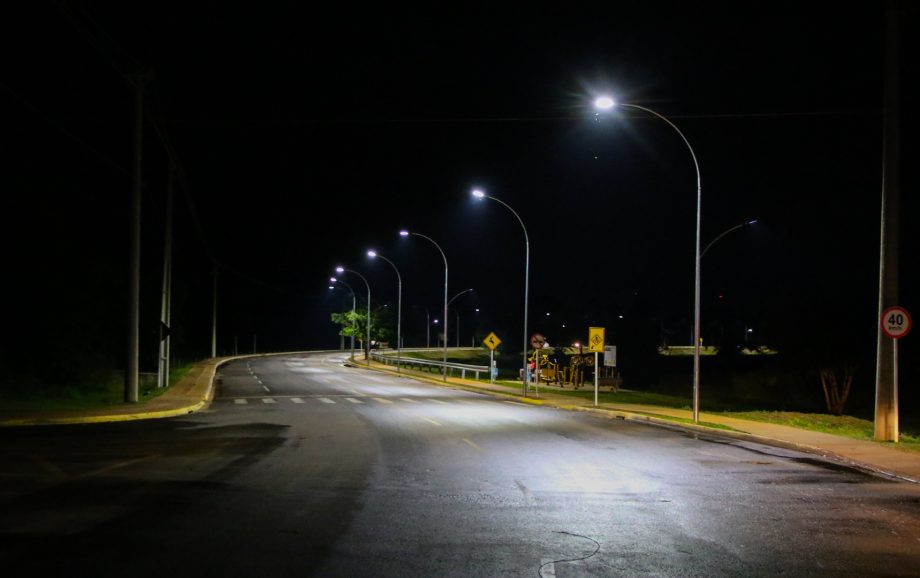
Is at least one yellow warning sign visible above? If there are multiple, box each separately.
[483,332,502,350]
[588,327,605,353]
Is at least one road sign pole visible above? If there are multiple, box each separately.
[893,338,899,443]
[594,351,599,407]
[490,349,495,384]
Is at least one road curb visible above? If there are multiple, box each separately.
[349,359,920,485]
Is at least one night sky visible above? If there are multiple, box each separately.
[4,3,917,407]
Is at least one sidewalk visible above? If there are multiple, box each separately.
[3,354,918,485]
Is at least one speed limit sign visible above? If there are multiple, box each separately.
[881,306,912,339]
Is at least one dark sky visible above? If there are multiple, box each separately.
[4,2,916,376]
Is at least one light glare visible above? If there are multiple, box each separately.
[367,250,377,258]
[595,96,615,110]
[335,266,344,273]
[399,230,409,236]
[471,189,485,198]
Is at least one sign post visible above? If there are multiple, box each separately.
[880,306,912,442]
[530,333,545,398]
[588,327,605,407]
[483,332,502,385]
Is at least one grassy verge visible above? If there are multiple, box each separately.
[490,380,692,408]
[722,411,920,452]
[0,363,197,413]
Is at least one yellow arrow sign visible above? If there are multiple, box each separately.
[588,327,605,352]
[483,332,502,350]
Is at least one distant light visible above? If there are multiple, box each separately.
[335,266,344,273]
[594,96,616,110]
[367,250,377,258]
[747,328,754,333]
[546,312,551,316]
[328,286,335,290]
[562,324,566,328]
[747,219,758,225]
[574,342,581,347]
[475,308,480,312]
[471,189,485,199]
[330,277,337,283]
[433,319,439,324]
[618,315,624,319]
[399,230,410,236]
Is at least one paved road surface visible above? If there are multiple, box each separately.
[1,352,919,576]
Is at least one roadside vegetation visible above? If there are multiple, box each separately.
[0,362,196,412]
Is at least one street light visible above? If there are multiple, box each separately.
[400,230,449,381]
[329,277,357,360]
[595,96,703,423]
[701,219,758,258]
[472,188,531,397]
[447,288,474,347]
[367,249,403,373]
[336,266,371,366]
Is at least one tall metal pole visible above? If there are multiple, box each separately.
[875,0,901,442]
[409,233,449,381]
[211,263,218,358]
[477,194,530,397]
[340,268,371,366]
[369,252,402,373]
[158,163,174,389]
[330,279,358,360]
[126,73,144,403]
[618,103,702,423]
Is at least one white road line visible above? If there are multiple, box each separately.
[372,397,393,404]
[345,397,363,404]
[290,398,305,404]
[318,397,336,404]
[262,398,276,404]
[262,385,271,392]
[400,398,419,403]
[234,399,248,405]
[422,417,442,426]
[428,399,448,404]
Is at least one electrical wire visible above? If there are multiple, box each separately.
[538,531,601,577]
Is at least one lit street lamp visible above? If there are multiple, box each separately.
[472,188,531,397]
[367,250,403,373]
[336,266,371,366]
[595,96,703,423]
[400,230,449,381]
[329,277,357,360]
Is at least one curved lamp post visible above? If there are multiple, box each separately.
[400,230,449,381]
[595,96,703,422]
[367,250,402,373]
[472,188,531,397]
[336,266,371,366]
[447,288,474,347]
[701,219,757,258]
[329,277,357,360]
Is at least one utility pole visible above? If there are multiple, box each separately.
[157,163,174,388]
[211,264,218,358]
[874,0,901,441]
[125,73,145,403]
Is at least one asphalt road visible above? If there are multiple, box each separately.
[1,352,919,577]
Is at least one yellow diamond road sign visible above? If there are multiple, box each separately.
[588,327,605,353]
[483,332,502,350]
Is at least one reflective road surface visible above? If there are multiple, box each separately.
[2,352,919,576]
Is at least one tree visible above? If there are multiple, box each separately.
[331,306,393,355]
[819,366,854,416]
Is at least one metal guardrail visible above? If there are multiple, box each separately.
[370,349,489,380]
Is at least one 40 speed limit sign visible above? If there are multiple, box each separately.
[881,306,912,339]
